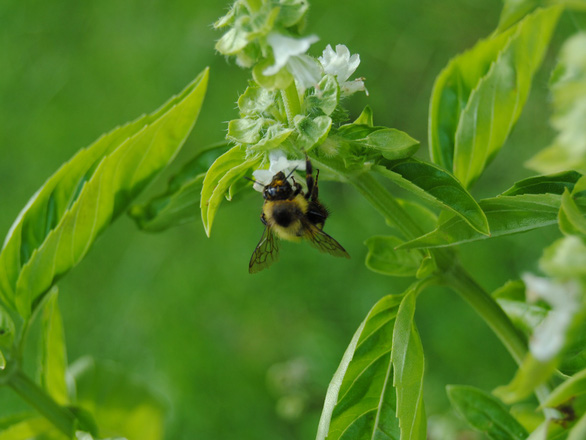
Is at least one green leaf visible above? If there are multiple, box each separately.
[238,85,278,117]
[527,32,586,174]
[316,295,402,440]
[306,74,339,116]
[364,236,423,277]
[276,0,310,28]
[70,357,165,440]
[249,124,294,152]
[502,171,583,196]
[392,288,426,440]
[129,143,230,232]
[494,354,558,404]
[227,118,264,144]
[293,115,332,151]
[337,126,420,161]
[374,159,489,235]
[353,106,374,126]
[542,368,586,408]
[40,287,68,406]
[492,279,526,301]
[201,146,262,236]
[429,7,561,188]
[0,69,209,318]
[398,194,578,250]
[560,188,586,237]
[447,385,528,440]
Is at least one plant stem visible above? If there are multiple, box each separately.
[281,81,301,126]
[7,367,76,437]
[444,265,527,365]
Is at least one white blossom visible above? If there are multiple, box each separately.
[318,44,367,95]
[523,273,580,361]
[252,150,306,192]
[263,33,319,76]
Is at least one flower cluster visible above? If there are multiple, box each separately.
[215,0,367,179]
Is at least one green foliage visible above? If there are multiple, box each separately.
[200,145,262,236]
[364,236,423,277]
[315,295,402,440]
[129,143,231,232]
[429,6,561,188]
[447,385,528,440]
[391,288,426,440]
[399,193,586,250]
[373,159,489,235]
[0,69,209,318]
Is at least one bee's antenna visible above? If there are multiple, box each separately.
[285,166,299,180]
[244,176,265,187]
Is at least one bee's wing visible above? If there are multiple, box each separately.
[303,220,350,259]
[249,226,280,273]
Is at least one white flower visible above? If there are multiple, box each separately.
[263,33,319,76]
[318,44,367,95]
[252,150,306,192]
[522,273,581,362]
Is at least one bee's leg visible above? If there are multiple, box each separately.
[311,169,320,201]
[304,155,315,200]
[291,176,303,199]
[260,212,267,225]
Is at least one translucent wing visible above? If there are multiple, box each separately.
[303,219,350,259]
[249,226,280,273]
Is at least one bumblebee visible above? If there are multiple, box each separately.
[249,156,350,273]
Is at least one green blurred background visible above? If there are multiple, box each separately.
[0,0,579,438]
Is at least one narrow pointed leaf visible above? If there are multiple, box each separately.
[40,287,69,406]
[399,194,586,250]
[374,159,489,235]
[316,295,402,440]
[129,143,230,232]
[430,7,561,188]
[501,171,583,196]
[391,288,426,440]
[0,69,209,318]
[200,145,262,236]
[447,385,528,440]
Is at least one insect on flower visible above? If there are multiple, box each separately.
[247,154,350,274]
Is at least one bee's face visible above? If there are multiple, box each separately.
[263,171,293,200]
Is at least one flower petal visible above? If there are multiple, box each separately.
[264,33,319,76]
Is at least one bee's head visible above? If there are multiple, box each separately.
[264,171,293,200]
